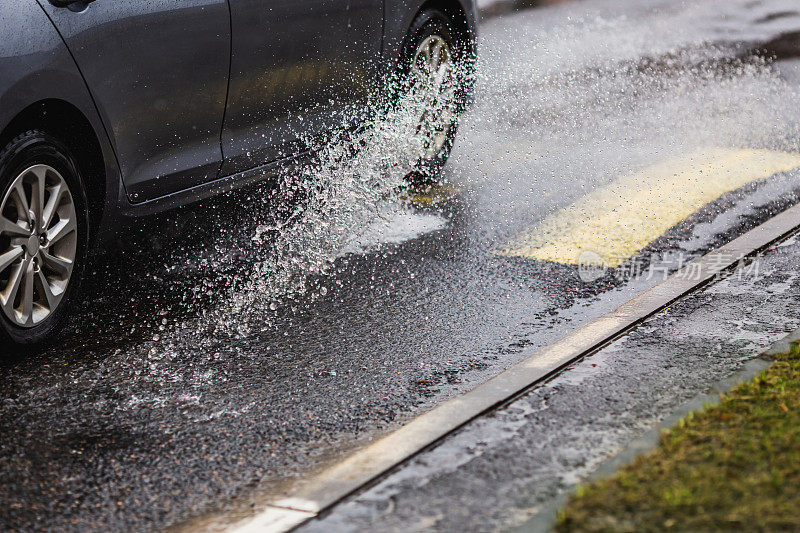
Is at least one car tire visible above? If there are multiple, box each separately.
[0,130,89,353]
[399,8,471,186]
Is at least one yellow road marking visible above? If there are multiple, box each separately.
[497,148,800,267]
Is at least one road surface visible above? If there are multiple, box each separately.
[2,0,800,530]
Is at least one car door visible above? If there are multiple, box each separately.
[220,0,384,176]
[37,0,231,203]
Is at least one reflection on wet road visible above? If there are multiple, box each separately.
[4,0,800,530]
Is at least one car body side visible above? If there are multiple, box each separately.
[0,0,476,249]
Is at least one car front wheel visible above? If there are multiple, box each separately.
[0,130,88,352]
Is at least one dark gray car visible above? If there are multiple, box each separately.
[0,0,477,350]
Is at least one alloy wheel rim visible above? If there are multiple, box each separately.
[411,34,458,160]
[0,164,77,328]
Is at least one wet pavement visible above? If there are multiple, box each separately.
[300,223,800,533]
[3,0,800,531]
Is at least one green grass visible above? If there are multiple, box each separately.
[556,341,800,532]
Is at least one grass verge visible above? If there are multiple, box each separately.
[556,341,800,532]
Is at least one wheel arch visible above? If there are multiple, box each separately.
[418,0,477,55]
[386,0,477,59]
[383,0,477,105]
[0,100,106,241]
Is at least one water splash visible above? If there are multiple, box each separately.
[198,66,466,336]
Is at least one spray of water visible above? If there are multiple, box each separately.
[181,59,471,337]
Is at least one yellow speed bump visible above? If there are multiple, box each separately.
[498,148,800,267]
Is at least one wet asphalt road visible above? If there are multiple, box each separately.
[3,0,800,531]
[302,217,800,533]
